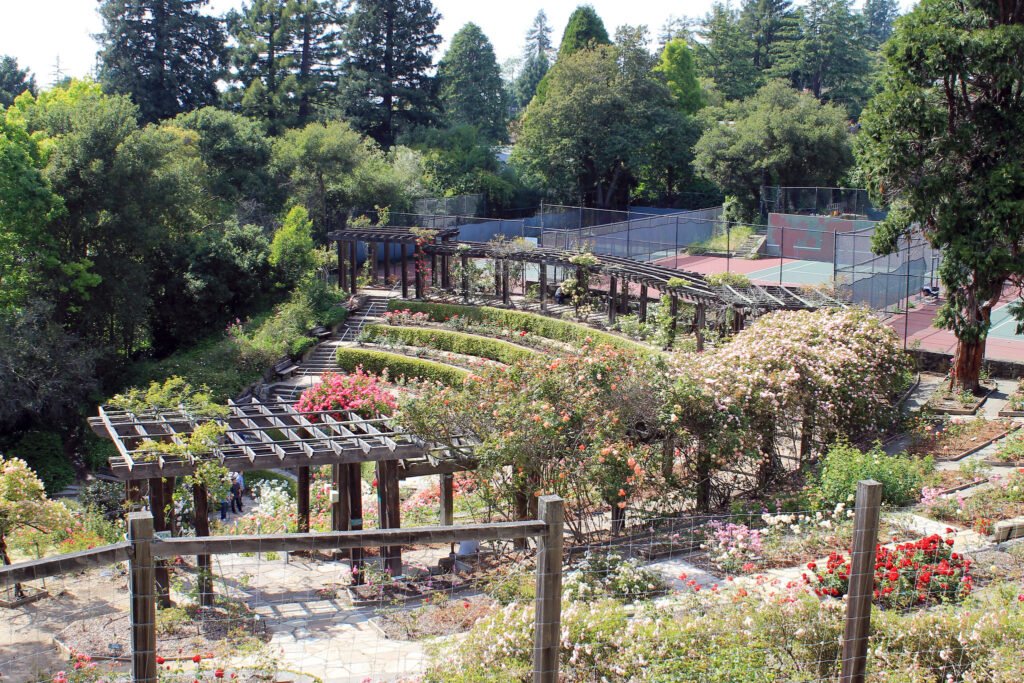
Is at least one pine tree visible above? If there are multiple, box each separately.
[340,0,441,149]
[558,5,611,57]
[0,56,37,109]
[695,3,761,101]
[861,0,900,47]
[739,0,798,71]
[524,10,554,61]
[513,10,554,110]
[291,0,343,123]
[96,0,226,122]
[226,0,296,130]
[437,23,507,142]
[654,38,704,115]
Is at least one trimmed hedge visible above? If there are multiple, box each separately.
[336,348,469,386]
[365,325,536,364]
[385,301,656,355]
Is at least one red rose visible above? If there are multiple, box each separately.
[215,669,225,678]
[156,657,165,665]
[193,654,202,663]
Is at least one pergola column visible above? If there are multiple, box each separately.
[337,240,345,290]
[440,473,455,526]
[440,240,451,290]
[494,258,501,296]
[639,284,649,323]
[460,253,470,301]
[695,302,706,352]
[192,483,213,606]
[669,294,679,336]
[621,278,630,314]
[400,244,409,298]
[349,241,358,295]
[348,463,364,582]
[501,260,511,305]
[415,245,425,299]
[431,252,439,287]
[539,264,548,312]
[297,466,310,533]
[383,241,391,284]
[375,460,402,576]
[608,276,618,324]
[148,477,171,607]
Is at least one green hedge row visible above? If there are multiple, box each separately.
[335,348,469,386]
[385,300,655,355]
[365,324,537,364]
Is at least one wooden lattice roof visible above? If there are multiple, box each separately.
[327,226,460,243]
[88,397,476,481]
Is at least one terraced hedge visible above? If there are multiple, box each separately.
[335,348,468,386]
[385,300,656,355]
[365,324,537,364]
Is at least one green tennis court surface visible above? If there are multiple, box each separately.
[987,304,1024,340]
[745,260,834,286]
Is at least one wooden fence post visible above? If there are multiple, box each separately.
[128,511,157,683]
[440,473,454,526]
[533,495,564,683]
[841,480,883,683]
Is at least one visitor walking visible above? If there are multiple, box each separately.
[230,473,244,514]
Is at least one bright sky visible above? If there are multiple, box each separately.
[2,0,918,86]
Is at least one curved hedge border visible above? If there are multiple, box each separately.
[335,347,468,386]
[365,325,537,365]
[386,300,656,355]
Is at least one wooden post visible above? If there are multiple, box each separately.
[639,284,649,323]
[532,495,564,683]
[608,276,618,324]
[441,247,451,290]
[331,464,349,533]
[840,480,883,683]
[461,254,470,301]
[384,460,402,576]
[342,239,350,290]
[695,302,705,352]
[669,295,679,335]
[348,463,364,583]
[621,278,630,314]
[501,261,510,305]
[297,466,310,533]
[431,252,439,287]
[350,241,358,295]
[191,483,213,606]
[440,473,454,526]
[400,244,409,298]
[383,241,391,284]
[539,264,547,312]
[148,477,171,607]
[494,258,502,296]
[128,512,157,683]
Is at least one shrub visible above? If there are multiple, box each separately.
[296,369,397,420]
[364,325,536,364]
[81,432,118,471]
[78,480,125,520]
[123,334,260,403]
[563,552,665,603]
[11,431,74,494]
[706,272,752,288]
[385,300,655,355]
[812,441,930,509]
[335,348,468,386]
[806,533,972,609]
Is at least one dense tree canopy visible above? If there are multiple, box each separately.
[340,0,441,148]
[856,0,1024,391]
[96,0,226,122]
[0,56,37,109]
[655,38,704,115]
[437,23,507,142]
[694,80,852,219]
[696,3,762,101]
[558,5,611,57]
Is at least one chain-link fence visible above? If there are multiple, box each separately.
[761,186,877,219]
[413,194,484,218]
[834,225,941,312]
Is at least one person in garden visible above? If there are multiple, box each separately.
[230,473,244,514]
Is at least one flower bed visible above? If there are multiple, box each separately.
[806,533,972,608]
[986,429,1024,466]
[907,418,1017,461]
[347,572,470,607]
[362,324,538,365]
[998,379,1024,417]
[920,469,1024,534]
[373,594,496,640]
[335,348,468,386]
[926,378,997,415]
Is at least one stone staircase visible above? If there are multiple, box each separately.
[733,233,765,259]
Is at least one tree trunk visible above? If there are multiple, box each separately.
[952,337,986,393]
[0,535,23,599]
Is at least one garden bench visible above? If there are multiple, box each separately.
[273,357,299,378]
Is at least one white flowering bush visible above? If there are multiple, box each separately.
[563,552,665,603]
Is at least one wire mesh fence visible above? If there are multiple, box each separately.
[761,186,876,219]
[834,225,941,313]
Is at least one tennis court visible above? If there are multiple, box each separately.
[659,253,835,287]
[987,304,1024,341]
[744,260,834,286]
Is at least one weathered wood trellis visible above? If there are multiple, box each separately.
[88,397,477,599]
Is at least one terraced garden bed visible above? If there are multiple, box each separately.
[907,418,1017,461]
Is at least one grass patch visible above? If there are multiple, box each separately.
[686,224,755,254]
[336,348,469,386]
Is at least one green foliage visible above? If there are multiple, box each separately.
[706,271,752,287]
[694,81,852,220]
[812,441,931,509]
[437,24,507,142]
[861,0,900,47]
[514,39,686,209]
[364,325,537,364]
[335,348,468,386]
[654,39,704,115]
[856,0,1024,391]
[563,552,666,603]
[340,0,442,148]
[739,0,799,73]
[10,431,73,495]
[96,0,226,123]
[687,224,755,255]
[384,300,656,355]
[558,5,611,57]
[695,3,762,101]
[417,125,521,211]
[0,56,36,109]
[78,480,125,520]
[109,376,229,418]
[183,459,231,503]
[270,206,316,287]
[245,469,298,498]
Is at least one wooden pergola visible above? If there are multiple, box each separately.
[88,397,475,601]
[328,227,841,350]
